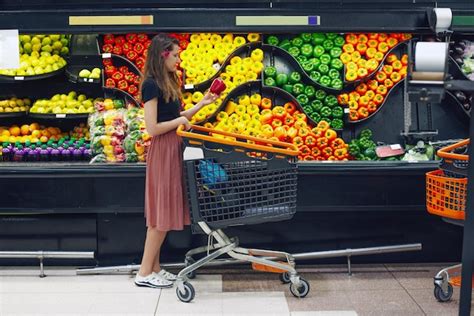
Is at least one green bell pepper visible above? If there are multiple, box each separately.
[282,84,293,94]
[320,54,331,65]
[292,83,305,95]
[300,33,312,43]
[328,69,340,80]
[311,33,326,46]
[289,71,301,84]
[324,95,338,107]
[359,129,373,139]
[319,75,331,86]
[304,85,316,99]
[264,77,276,87]
[301,44,313,58]
[315,89,327,100]
[279,39,291,50]
[330,58,344,71]
[329,47,342,58]
[334,36,345,47]
[310,111,321,123]
[317,64,329,74]
[288,46,300,57]
[310,99,323,113]
[291,37,304,48]
[320,106,332,118]
[266,35,280,46]
[359,137,376,150]
[349,142,361,156]
[322,39,334,51]
[302,61,314,72]
[303,105,314,115]
[275,73,289,86]
[297,94,309,106]
[313,45,325,58]
[264,66,277,78]
[364,148,376,159]
[310,71,321,82]
[296,55,308,64]
[331,78,343,90]
[326,33,338,40]
[331,106,344,118]
[309,58,321,68]
[330,118,344,129]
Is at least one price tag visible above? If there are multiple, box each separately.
[212,63,221,71]
[321,160,335,163]
[344,108,350,114]
[184,84,194,90]
[56,114,66,118]
[390,144,402,150]
[102,53,111,58]
[14,76,24,81]
[88,78,93,83]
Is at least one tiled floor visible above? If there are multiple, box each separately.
[0,263,469,315]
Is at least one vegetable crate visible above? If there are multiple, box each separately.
[174,124,309,303]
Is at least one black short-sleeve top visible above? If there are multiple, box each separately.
[141,77,180,123]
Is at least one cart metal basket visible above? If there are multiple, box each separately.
[426,139,470,302]
[174,124,309,303]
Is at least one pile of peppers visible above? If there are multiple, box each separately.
[348,129,378,160]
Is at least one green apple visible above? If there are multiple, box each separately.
[67,91,77,99]
[51,94,61,101]
[31,37,41,45]
[33,66,45,75]
[25,67,35,76]
[77,94,87,102]
[31,51,40,58]
[32,43,41,52]
[89,72,101,79]
[49,34,60,41]
[78,69,91,78]
[44,65,53,73]
[20,35,31,43]
[52,63,60,71]
[60,47,69,55]
[52,41,63,50]
[41,37,51,46]
[41,44,52,53]
[82,100,93,108]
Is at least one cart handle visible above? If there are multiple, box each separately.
[177,124,299,156]
[437,139,469,161]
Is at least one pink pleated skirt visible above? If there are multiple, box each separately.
[144,130,190,231]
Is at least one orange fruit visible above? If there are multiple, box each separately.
[31,130,41,138]
[39,136,48,143]
[1,130,10,137]
[29,123,40,132]
[9,126,20,137]
[20,124,30,136]
[41,129,51,138]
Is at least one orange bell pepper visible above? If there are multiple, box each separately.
[376,85,388,96]
[311,147,321,158]
[316,137,329,148]
[356,83,368,95]
[293,112,307,122]
[386,53,398,64]
[284,114,295,126]
[357,68,368,79]
[294,120,307,130]
[374,52,384,61]
[317,120,330,131]
[348,99,359,111]
[349,110,359,121]
[284,102,296,114]
[401,54,408,65]
[367,40,379,49]
[357,107,369,119]
[399,67,407,77]
[303,155,315,161]
[390,72,402,83]
[378,33,388,42]
[386,37,398,48]
[305,135,317,147]
[343,44,355,53]
[392,60,403,71]
[367,79,379,91]
[365,90,375,100]
[322,147,334,158]
[299,145,311,156]
[357,34,368,44]
[368,33,379,40]
[384,78,394,89]
[376,71,387,83]
[382,65,393,75]
[367,101,377,113]
[334,148,348,159]
[337,93,349,105]
[373,94,384,105]
[271,119,283,129]
[325,129,337,141]
[261,98,272,109]
[272,106,286,119]
[331,137,346,150]
[356,43,367,54]
[349,91,361,101]
[358,95,370,107]
[345,34,358,45]
[293,136,304,147]
[298,128,310,138]
[377,42,389,53]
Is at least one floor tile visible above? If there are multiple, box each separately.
[386,263,459,290]
[1,292,95,314]
[406,288,462,316]
[345,289,424,315]
[291,312,358,316]
[88,292,159,314]
[156,291,223,315]
[221,291,289,314]
[286,290,354,312]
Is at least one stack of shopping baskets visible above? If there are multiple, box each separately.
[426,139,469,302]
[174,124,310,303]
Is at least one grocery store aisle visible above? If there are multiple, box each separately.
[0,264,465,315]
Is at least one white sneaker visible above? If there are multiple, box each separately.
[153,269,177,281]
[134,273,173,288]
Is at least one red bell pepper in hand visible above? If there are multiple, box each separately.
[118,79,129,90]
[102,44,113,53]
[126,33,137,44]
[103,34,115,45]
[126,50,138,61]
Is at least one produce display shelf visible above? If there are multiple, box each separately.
[28,113,89,119]
[0,112,28,118]
[0,67,66,82]
[66,65,101,84]
[446,90,471,119]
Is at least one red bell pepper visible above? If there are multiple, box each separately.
[118,79,129,90]
[144,40,152,49]
[303,155,315,161]
[126,50,138,61]
[299,145,311,156]
[102,58,112,66]
[114,36,126,46]
[104,65,115,77]
[293,136,304,147]
[134,75,142,86]
[349,110,359,121]
[305,135,316,147]
[102,44,113,53]
[126,33,138,44]
[105,78,116,88]
[322,147,333,158]
[124,72,135,83]
[367,101,377,113]
[112,45,123,55]
[311,147,321,158]
[122,42,133,54]
[284,102,296,114]
[133,42,145,55]
[112,71,124,82]
[284,114,295,126]
[355,83,368,95]
[119,66,129,74]
[316,137,329,148]
[135,57,146,71]
[331,138,346,150]
[127,84,138,96]
[103,34,115,45]
[137,34,148,43]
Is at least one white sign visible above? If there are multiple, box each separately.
[0,30,20,69]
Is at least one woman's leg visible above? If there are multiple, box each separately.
[138,227,167,276]
[152,232,168,273]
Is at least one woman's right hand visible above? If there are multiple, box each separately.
[177,116,192,131]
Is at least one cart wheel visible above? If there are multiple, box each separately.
[279,272,291,284]
[290,278,310,298]
[176,281,195,303]
[185,258,196,279]
[434,284,453,302]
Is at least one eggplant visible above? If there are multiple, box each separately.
[455,91,467,103]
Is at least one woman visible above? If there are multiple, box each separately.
[135,33,218,288]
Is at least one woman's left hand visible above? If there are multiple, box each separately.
[200,92,219,106]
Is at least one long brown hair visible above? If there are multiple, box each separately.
[141,34,181,103]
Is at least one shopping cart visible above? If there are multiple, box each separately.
[426,139,470,302]
[174,124,309,303]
